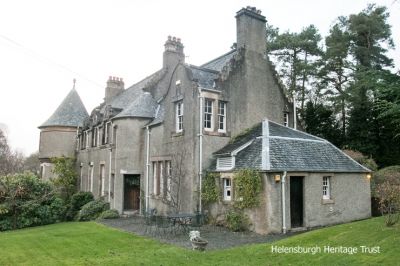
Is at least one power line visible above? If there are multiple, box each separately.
[0,33,103,88]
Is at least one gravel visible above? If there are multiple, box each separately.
[99,216,297,250]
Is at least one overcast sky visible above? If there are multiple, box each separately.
[0,0,399,155]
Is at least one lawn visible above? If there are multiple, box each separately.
[0,217,398,265]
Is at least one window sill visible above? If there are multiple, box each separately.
[322,198,335,204]
[172,131,184,137]
[203,131,230,137]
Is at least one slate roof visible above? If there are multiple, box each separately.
[40,89,88,128]
[106,70,162,111]
[189,65,219,89]
[214,120,370,173]
[201,49,237,71]
[114,92,157,119]
[215,123,262,155]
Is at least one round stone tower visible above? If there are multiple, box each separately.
[38,86,88,180]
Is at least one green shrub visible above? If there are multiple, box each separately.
[77,199,110,221]
[202,172,220,204]
[0,173,66,231]
[98,209,120,219]
[65,192,94,220]
[234,169,262,209]
[226,210,248,232]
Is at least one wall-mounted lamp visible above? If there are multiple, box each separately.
[366,174,372,180]
[274,174,281,182]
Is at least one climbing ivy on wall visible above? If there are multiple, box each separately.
[233,169,262,209]
[201,172,220,204]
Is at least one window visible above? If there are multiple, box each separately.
[91,128,98,147]
[99,164,105,196]
[204,99,213,131]
[223,178,232,201]
[322,176,331,199]
[110,174,115,199]
[105,122,111,144]
[89,163,94,192]
[85,131,89,149]
[101,125,106,145]
[218,101,226,132]
[153,162,160,195]
[166,161,172,200]
[80,133,85,150]
[176,101,184,132]
[284,113,289,127]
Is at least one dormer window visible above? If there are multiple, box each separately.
[176,101,184,133]
[204,99,213,131]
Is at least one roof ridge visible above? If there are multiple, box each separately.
[188,64,220,74]
[268,120,327,142]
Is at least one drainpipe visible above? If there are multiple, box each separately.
[198,88,203,214]
[293,95,297,130]
[113,125,117,209]
[108,146,112,202]
[145,126,151,213]
[282,171,287,234]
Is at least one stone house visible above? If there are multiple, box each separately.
[38,7,371,234]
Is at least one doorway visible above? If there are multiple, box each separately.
[290,176,304,228]
[124,174,140,211]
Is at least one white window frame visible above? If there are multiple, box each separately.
[153,162,158,195]
[204,99,214,131]
[218,101,226,133]
[322,176,331,200]
[160,161,164,196]
[85,131,89,149]
[176,101,184,133]
[166,161,172,200]
[89,163,94,193]
[284,112,289,127]
[223,178,232,201]
[100,164,105,196]
[105,122,112,144]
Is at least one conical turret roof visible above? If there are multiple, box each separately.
[39,88,88,128]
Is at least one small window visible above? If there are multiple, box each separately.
[166,161,172,200]
[284,112,289,127]
[218,101,226,132]
[91,128,98,147]
[85,131,89,149]
[223,178,232,201]
[176,101,184,132]
[99,164,105,196]
[153,162,160,195]
[105,122,111,144]
[323,176,331,199]
[204,99,213,131]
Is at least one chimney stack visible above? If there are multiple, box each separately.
[163,35,185,68]
[236,6,267,54]
[105,76,124,103]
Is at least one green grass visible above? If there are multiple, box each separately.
[0,217,398,265]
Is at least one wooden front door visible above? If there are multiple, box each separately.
[124,175,140,210]
[290,176,304,228]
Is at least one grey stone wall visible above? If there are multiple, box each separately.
[39,127,77,159]
[207,172,371,235]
